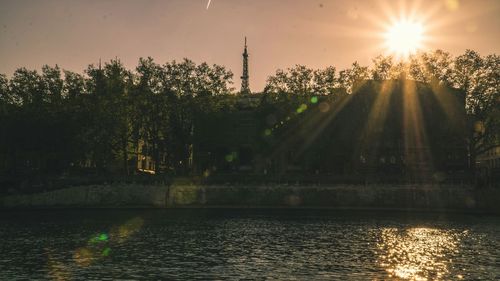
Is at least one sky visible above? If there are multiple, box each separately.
[0,0,499,92]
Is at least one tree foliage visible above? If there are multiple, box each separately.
[0,58,234,186]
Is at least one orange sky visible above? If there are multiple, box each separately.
[0,0,499,92]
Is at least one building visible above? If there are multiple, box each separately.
[476,108,500,183]
[192,79,468,182]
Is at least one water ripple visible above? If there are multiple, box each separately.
[0,210,498,280]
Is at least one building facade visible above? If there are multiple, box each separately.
[192,79,468,182]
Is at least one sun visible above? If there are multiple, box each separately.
[385,19,425,58]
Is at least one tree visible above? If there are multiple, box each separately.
[132,57,169,173]
[104,59,134,174]
[265,65,315,95]
[9,68,44,106]
[338,61,369,93]
[83,62,119,172]
[0,74,11,175]
[408,50,454,84]
[453,51,500,171]
[371,55,394,80]
[0,74,10,109]
[60,70,87,167]
[195,62,234,96]
[7,68,45,174]
[160,59,234,173]
[63,70,86,100]
[371,55,410,81]
[265,65,343,97]
[41,65,64,106]
[312,66,340,96]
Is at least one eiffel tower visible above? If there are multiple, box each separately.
[240,37,251,94]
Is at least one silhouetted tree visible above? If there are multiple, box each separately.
[162,59,234,173]
[371,55,394,80]
[338,61,369,93]
[312,66,340,96]
[132,57,169,173]
[265,65,343,97]
[453,51,500,171]
[0,74,9,112]
[264,65,313,95]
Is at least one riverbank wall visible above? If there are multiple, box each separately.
[1,183,499,213]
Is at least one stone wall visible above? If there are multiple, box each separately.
[2,183,499,213]
[1,184,168,208]
[167,184,499,212]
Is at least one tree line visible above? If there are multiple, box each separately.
[0,50,498,190]
[0,58,235,184]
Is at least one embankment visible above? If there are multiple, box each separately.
[1,183,499,213]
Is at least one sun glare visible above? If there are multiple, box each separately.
[385,20,424,58]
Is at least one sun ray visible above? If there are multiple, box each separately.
[353,80,395,170]
[403,80,433,179]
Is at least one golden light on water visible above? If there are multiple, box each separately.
[377,227,465,281]
[385,19,425,57]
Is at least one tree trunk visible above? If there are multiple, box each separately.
[468,141,477,177]
[122,138,128,175]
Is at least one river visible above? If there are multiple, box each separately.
[0,209,498,280]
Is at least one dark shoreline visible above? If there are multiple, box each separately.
[1,184,499,214]
[1,207,497,216]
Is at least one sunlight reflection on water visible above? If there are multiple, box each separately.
[376,227,465,280]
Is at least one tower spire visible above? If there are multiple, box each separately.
[240,37,251,94]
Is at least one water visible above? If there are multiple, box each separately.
[0,209,498,280]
